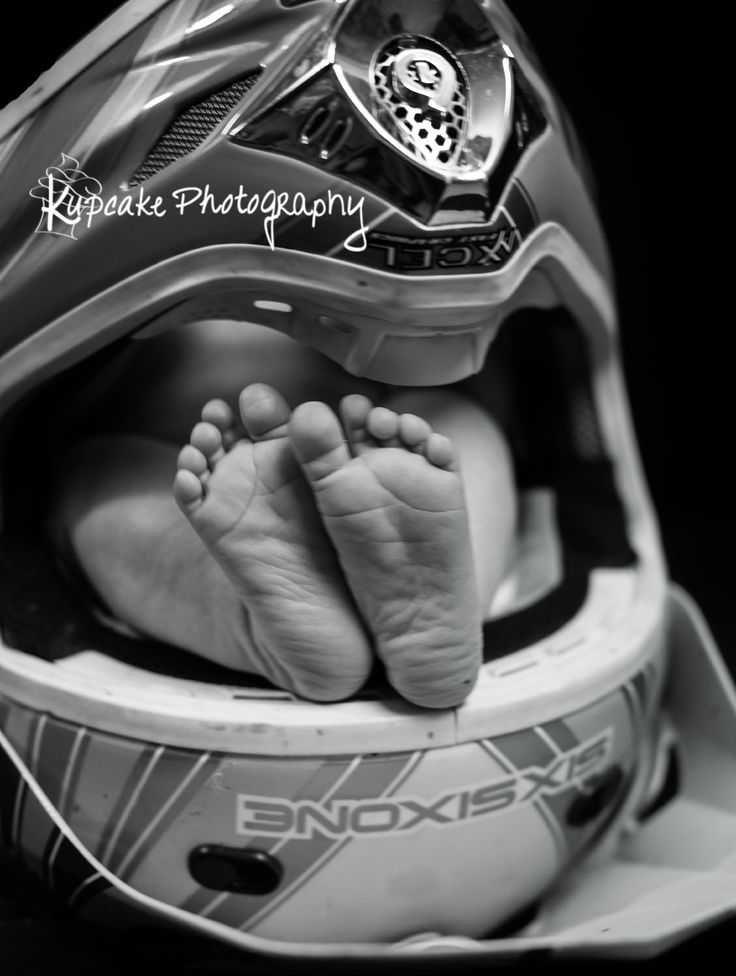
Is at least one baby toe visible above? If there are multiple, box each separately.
[289,401,352,482]
[425,432,458,470]
[177,443,208,477]
[367,406,401,444]
[399,412,432,448]
[201,398,235,432]
[239,383,291,441]
[173,468,204,510]
[339,394,374,455]
[190,421,225,466]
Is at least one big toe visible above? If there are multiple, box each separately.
[289,402,352,482]
[239,384,291,440]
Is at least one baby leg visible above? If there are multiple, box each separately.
[50,390,374,701]
[287,387,515,708]
[379,388,516,612]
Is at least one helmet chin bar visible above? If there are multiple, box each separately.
[2,588,735,960]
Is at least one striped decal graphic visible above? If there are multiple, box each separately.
[539,719,578,753]
[478,688,643,866]
[179,753,361,917]
[211,757,373,928]
[27,719,90,893]
[0,697,426,931]
[41,726,87,887]
[179,751,424,931]
[96,745,163,868]
[0,698,220,916]
[0,706,450,948]
[0,706,111,907]
[525,726,587,854]
[479,732,568,862]
[5,709,43,861]
[16,715,61,874]
[112,750,219,882]
[490,725,559,771]
[41,724,223,892]
[235,750,423,932]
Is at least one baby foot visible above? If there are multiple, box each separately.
[289,395,482,709]
[173,384,373,701]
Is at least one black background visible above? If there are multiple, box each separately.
[0,2,730,973]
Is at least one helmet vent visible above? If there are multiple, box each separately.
[299,99,354,160]
[129,71,262,186]
[372,41,467,171]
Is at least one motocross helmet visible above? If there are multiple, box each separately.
[0,0,698,956]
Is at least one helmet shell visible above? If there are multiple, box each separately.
[0,0,670,946]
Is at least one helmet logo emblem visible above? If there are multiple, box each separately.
[371,38,468,170]
[391,49,456,116]
[338,13,515,181]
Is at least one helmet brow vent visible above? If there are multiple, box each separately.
[128,71,262,186]
[371,39,467,171]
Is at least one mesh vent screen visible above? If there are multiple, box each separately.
[129,72,261,185]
